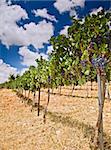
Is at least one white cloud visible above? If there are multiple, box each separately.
[40,53,49,60]
[46,45,53,54]
[54,0,85,14]
[90,7,103,16]
[70,9,78,18]
[33,8,57,22]
[0,1,28,48]
[18,46,40,67]
[18,46,48,67]
[0,1,54,49]
[0,59,17,83]
[19,67,29,76]
[72,0,85,8]
[7,0,12,5]
[23,21,54,49]
[54,0,73,14]
[60,25,69,36]
[0,0,6,5]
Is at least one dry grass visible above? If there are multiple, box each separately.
[0,82,111,150]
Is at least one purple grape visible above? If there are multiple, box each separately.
[89,42,95,49]
[61,71,64,76]
[91,56,107,70]
[81,60,87,67]
[48,76,51,82]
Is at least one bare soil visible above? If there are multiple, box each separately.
[0,82,111,150]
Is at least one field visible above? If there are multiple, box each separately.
[0,82,111,150]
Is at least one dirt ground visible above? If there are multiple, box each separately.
[0,82,111,150]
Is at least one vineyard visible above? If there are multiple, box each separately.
[0,9,111,150]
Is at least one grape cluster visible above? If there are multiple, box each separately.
[48,76,51,82]
[81,60,87,67]
[91,56,107,70]
[89,42,95,49]
[90,36,102,47]
[61,68,65,76]
[86,41,94,52]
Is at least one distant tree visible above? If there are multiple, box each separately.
[8,74,16,81]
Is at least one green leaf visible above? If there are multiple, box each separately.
[84,70,90,75]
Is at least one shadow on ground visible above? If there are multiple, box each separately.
[16,91,111,150]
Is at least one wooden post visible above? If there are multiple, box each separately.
[91,80,93,98]
[33,91,36,106]
[28,90,30,99]
[37,87,41,116]
[105,81,110,101]
[94,69,106,150]
[71,84,75,96]
[87,82,89,98]
[43,76,50,123]
[43,86,50,123]
[59,85,62,95]
[25,90,26,98]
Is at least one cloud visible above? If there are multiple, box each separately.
[33,8,57,22]
[54,0,85,14]
[18,46,40,67]
[46,45,53,54]
[23,21,54,49]
[0,0,28,47]
[18,46,48,67]
[19,67,29,76]
[90,7,103,15]
[60,25,69,36]
[0,59,17,83]
[0,1,54,49]
[54,0,73,14]
[70,9,78,18]
[72,0,85,8]
[40,53,49,60]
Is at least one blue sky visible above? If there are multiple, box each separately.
[0,0,111,83]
